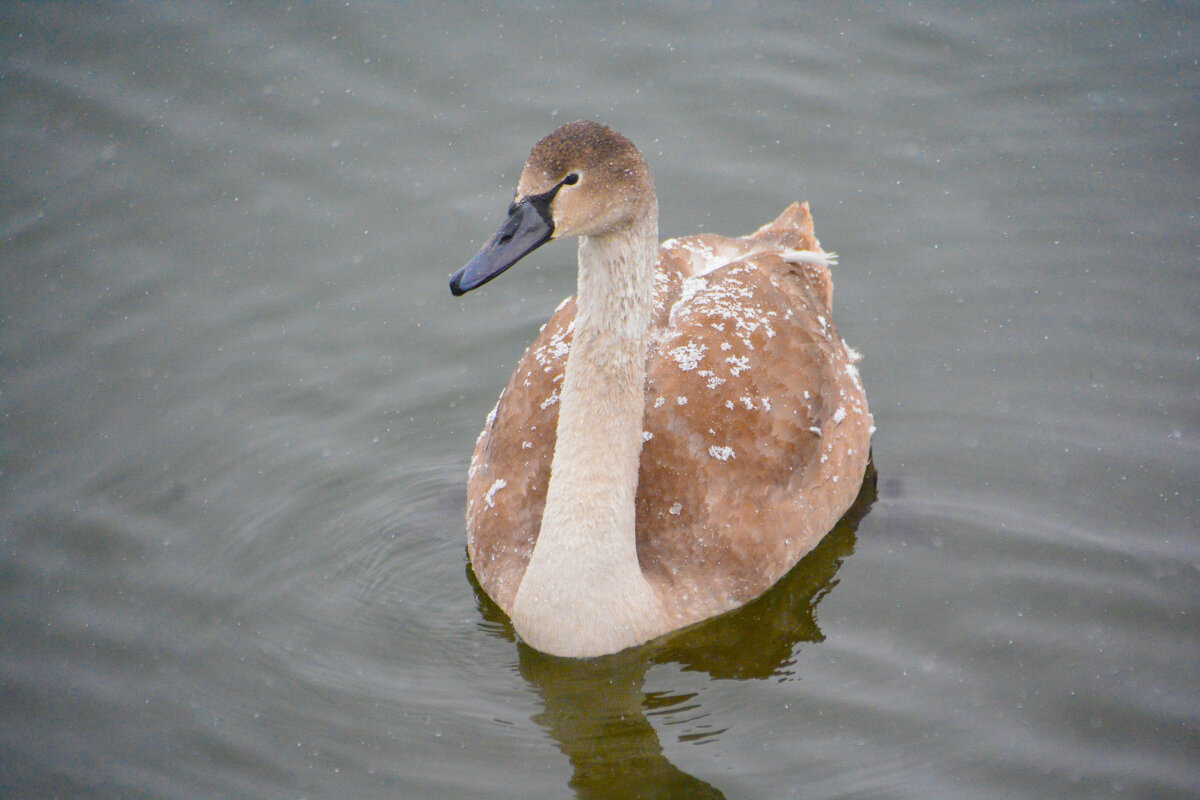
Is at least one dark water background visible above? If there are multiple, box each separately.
[2,3,1197,798]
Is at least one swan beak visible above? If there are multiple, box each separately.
[450,200,554,296]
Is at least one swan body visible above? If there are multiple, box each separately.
[451,121,872,657]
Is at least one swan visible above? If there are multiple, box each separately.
[450,121,872,657]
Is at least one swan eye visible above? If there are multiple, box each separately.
[562,172,580,186]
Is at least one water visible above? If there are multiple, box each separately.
[2,2,1197,798]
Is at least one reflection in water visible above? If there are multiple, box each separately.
[520,650,726,799]
[468,463,877,798]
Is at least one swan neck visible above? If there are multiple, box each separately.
[510,210,663,657]
[574,210,658,341]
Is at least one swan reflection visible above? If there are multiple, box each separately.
[467,463,876,798]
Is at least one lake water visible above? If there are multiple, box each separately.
[2,2,1197,798]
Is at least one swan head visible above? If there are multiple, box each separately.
[450,120,655,296]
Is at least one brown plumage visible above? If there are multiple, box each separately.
[452,122,872,656]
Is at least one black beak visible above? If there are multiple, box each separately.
[450,199,554,296]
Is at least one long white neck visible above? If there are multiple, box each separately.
[510,210,663,657]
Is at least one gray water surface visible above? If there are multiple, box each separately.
[2,3,1198,798]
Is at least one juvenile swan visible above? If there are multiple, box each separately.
[450,121,871,657]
